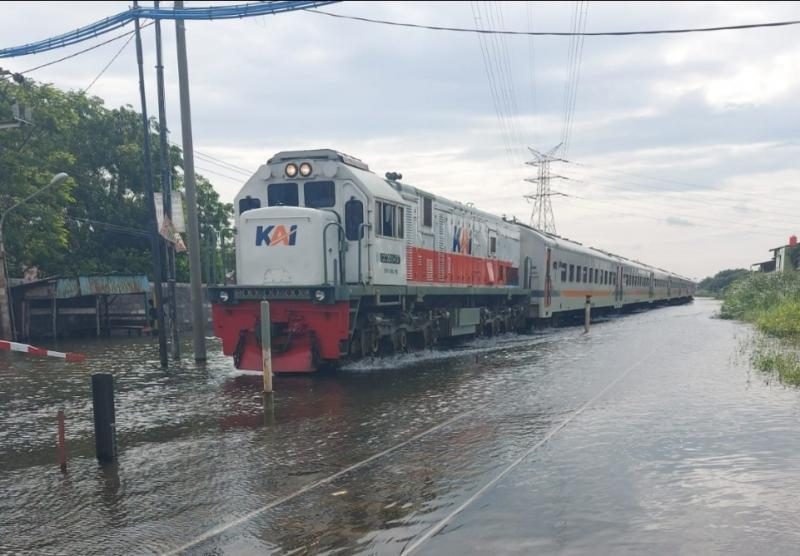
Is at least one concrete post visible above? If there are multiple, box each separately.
[584,295,591,334]
[57,409,67,473]
[260,301,273,394]
[0,235,10,339]
[175,0,207,362]
[91,374,117,464]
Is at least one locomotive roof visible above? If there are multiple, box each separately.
[267,149,369,171]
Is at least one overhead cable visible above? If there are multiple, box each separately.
[307,10,800,37]
[0,1,339,59]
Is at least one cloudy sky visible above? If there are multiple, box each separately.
[2,1,799,279]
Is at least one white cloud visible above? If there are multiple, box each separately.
[2,0,799,278]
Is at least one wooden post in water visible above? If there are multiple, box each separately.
[57,410,67,473]
[91,374,117,464]
[261,301,273,394]
[584,295,591,334]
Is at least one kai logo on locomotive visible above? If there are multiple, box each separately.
[255,224,298,246]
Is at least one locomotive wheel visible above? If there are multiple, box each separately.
[396,329,408,352]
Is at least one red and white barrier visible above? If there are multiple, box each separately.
[0,340,86,362]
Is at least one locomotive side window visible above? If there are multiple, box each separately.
[268,183,298,206]
[238,196,261,214]
[490,237,497,254]
[345,199,364,240]
[376,200,404,239]
[304,181,335,208]
[423,197,433,227]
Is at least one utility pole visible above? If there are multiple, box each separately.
[154,0,181,360]
[134,1,169,368]
[524,144,565,234]
[175,0,207,362]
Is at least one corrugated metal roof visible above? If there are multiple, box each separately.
[13,275,149,299]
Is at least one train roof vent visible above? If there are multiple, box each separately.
[267,149,369,171]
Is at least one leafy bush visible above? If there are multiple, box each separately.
[720,271,800,333]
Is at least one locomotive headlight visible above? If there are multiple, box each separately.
[218,290,230,302]
[314,289,326,302]
[285,163,298,178]
[299,162,313,177]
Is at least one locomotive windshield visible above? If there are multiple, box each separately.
[268,183,298,206]
[304,181,335,208]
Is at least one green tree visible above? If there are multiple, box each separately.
[0,79,234,281]
[697,268,750,297]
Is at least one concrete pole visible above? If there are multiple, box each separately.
[261,301,273,394]
[175,0,207,362]
[584,295,591,334]
[57,409,67,473]
[154,0,181,361]
[134,4,169,368]
[0,233,10,339]
[91,374,117,464]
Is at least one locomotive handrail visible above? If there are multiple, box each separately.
[323,221,345,285]
[357,222,372,285]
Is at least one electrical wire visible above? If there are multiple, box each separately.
[83,32,136,93]
[307,9,800,37]
[1,2,339,59]
[562,157,800,208]
[19,25,150,75]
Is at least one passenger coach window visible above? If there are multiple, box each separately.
[304,181,335,208]
[576,265,581,283]
[345,199,364,240]
[569,264,574,282]
[423,197,433,227]
[268,183,298,206]
[560,263,567,282]
[238,196,260,214]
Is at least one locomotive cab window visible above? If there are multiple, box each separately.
[376,200,404,239]
[423,197,433,227]
[268,183,298,206]
[345,199,364,241]
[238,195,261,214]
[304,181,335,208]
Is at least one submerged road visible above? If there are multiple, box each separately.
[2,299,800,554]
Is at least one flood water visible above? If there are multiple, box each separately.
[3,298,800,555]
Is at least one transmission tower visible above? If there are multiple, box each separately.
[524,143,565,234]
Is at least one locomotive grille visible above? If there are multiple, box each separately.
[436,213,446,282]
[405,204,416,281]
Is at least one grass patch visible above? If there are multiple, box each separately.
[722,271,800,385]
[752,345,800,386]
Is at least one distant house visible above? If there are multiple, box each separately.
[752,236,800,273]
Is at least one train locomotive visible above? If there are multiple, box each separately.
[210,149,695,373]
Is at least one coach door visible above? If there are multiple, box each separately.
[544,248,552,308]
[343,185,368,284]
